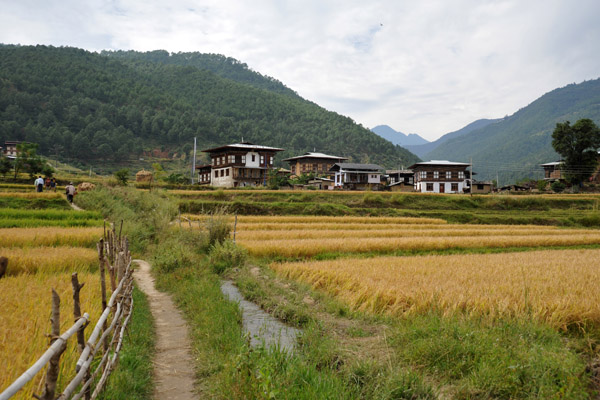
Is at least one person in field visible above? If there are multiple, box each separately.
[50,178,57,192]
[34,176,44,192]
[44,176,51,190]
[65,182,76,203]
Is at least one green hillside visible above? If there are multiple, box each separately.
[426,79,600,183]
[0,45,419,171]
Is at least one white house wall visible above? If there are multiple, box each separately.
[245,151,261,168]
[368,174,380,184]
[416,181,467,193]
[211,167,234,188]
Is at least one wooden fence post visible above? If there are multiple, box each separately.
[71,273,86,353]
[40,290,63,400]
[71,273,91,400]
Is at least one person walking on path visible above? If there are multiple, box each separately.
[34,176,44,192]
[65,182,76,203]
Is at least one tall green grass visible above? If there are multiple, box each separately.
[99,287,155,400]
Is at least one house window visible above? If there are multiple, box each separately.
[252,154,256,162]
[241,155,246,164]
[426,183,434,191]
[434,171,439,179]
[220,170,224,177]
[270,157,274,165]
[427,171,433,179]
[226,169,230,176]
[212,158,216,166]
[451,183,459,191]
[477,184,484,190]
[214,171,218,178]
[446,171,452,179]
[458,171,465,179]
[228,155,235,163]
[420,171,427,179]
[260,155,265,165]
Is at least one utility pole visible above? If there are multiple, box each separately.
[190,137,197,185]
[470,158,473,197]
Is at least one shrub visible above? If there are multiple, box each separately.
[208,240,247,274]
[152,236,195,273]
[551,181,566,193]
[206,209,232,246]
[114,169,130,186]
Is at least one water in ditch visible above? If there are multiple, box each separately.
[220,280,300,352]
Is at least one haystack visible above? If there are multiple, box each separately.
[136,169,153,183]
[77,182,96,192]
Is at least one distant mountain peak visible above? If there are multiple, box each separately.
[371,125,429,146]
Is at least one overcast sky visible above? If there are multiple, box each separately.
[1,0,599,141]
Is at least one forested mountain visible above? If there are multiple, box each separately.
[101,50,300,99]
[0,45,419,169]
[371,125,429,146]
[426,79,600,183]
[405,119,500,159]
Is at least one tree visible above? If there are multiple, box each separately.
[552,119,600,186]
[114,168,130,185]
[14,143,45,179]
[0,156,12,177]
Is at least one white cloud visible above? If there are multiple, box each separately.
[1,0,599,140]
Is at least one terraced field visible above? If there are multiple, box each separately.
[0,192,105,399]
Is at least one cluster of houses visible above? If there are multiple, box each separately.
[195,141,494,193]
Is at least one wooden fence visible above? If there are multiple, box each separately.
[0,224,134,400]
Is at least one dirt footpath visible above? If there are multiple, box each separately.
[133,260,196,400]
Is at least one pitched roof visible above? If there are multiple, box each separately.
[408,160,470,169]
[202,142,284,153]
[282,152,348,162]
[330,163,384,171]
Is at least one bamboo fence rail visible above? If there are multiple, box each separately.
[0,223,134,400]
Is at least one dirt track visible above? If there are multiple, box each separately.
[133,259,196,400]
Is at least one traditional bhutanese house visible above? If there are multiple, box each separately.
[540,161,564,181]
[201,142,284,188]
[283,152,348,178]
[409,160,471,193]
[471,180,493,194]
[306,177,335,190]
[196,164,212,185]
[387,170,414,192]
[330,163,384,190]
[3,141,20,159]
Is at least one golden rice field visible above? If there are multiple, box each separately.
[240,233,600,257]
[0,272,103,399]
[0,227,103,248]
[0,247,98,275]
[234,227,592,241]
[183,214,448,225]
[0,192,64,198]
[272,249,600,329]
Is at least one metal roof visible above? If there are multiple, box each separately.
[282,152,348,162]
[539,161,562,166]
[202,142,284,153]
[331,163,384,171]
[408,160,470,168]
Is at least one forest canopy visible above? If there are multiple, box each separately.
[0,45,419,168]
